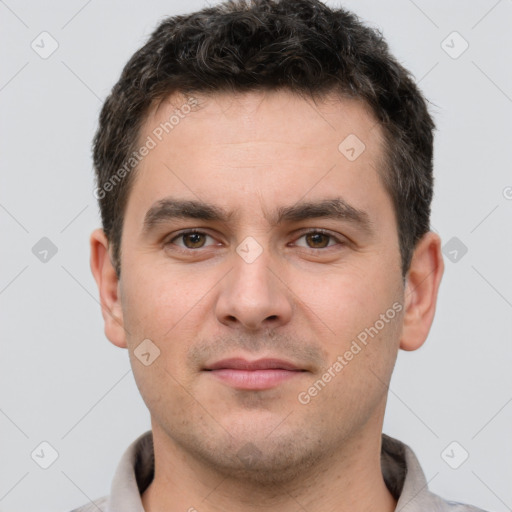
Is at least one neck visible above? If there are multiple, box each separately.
[142,417,397,512]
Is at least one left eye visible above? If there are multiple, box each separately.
[294,231,340,249]
[169,231,216,249]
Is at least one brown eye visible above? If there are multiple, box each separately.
[182,232,206,248]
[167,231,216,250]
[305,232,331,248]
[294,230,341,250]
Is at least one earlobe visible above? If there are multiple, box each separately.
[89,228,128,349]
[399,231,444,352]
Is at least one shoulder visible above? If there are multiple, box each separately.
[381,434,491,512]
[68,495,108,512]
[440,500,491,512]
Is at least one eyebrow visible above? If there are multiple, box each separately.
[142,197,374,236]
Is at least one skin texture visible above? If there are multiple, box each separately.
[90,90,444,512]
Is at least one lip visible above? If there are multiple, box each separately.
[205,358,301,371]
[204,358,306,390]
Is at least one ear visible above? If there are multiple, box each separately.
[89,228,127,348]
[399,231,444,351]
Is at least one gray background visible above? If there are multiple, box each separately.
[1,1,511,511]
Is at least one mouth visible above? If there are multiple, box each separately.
[203,358,308,390]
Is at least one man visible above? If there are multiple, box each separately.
[79,0,487,510]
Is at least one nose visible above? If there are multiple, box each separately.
[214,247,294,331]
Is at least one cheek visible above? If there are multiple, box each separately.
[292,262,400,343]
[130,355,202,433]
[120,266,218,396]
[298,300,402,421]
[122,274,201,408]
[121,265,210,340]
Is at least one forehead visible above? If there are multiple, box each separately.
[126,89,393,231]
[144,89,381,154]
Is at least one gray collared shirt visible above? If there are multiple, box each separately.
[70,431,488,512]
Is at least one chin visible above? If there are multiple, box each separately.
[178,423,327,486]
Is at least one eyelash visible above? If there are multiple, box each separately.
[165,228,345,252]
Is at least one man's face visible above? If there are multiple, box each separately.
[117,90,405,481]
